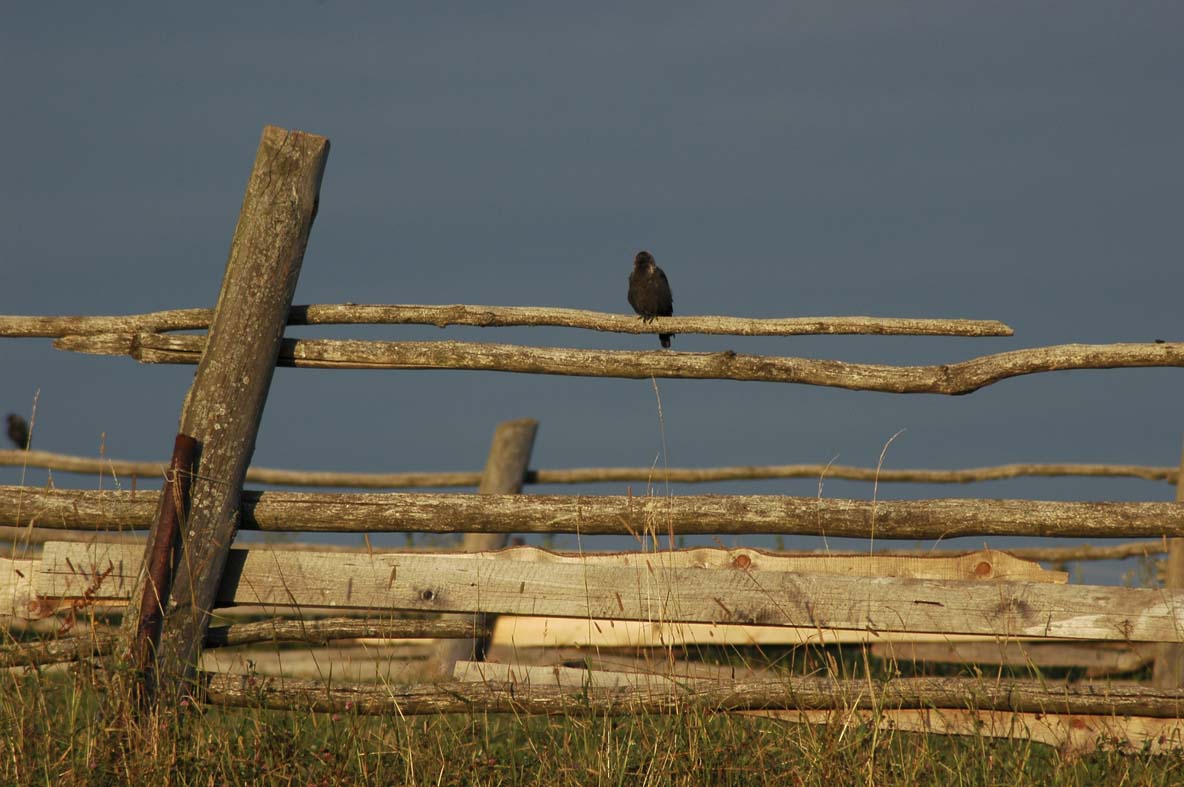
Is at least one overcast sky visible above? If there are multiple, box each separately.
[2,3,1182,583]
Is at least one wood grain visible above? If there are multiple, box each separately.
[0,304,1013,338]
[54,333,1184,395]
[5,448,1174,489]
[35,542,1184,642]
[203,667,1184,718]
[6,485,1184,539]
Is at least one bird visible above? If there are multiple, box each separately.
[5,414,30,450]
[627,250,674,348]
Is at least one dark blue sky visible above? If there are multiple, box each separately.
[2,3,1182,582]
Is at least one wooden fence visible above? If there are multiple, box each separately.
[4,124,1184,754]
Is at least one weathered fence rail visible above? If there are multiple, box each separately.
[52,333,1184,394]
[4,525,1168,565]
[1,617,487,669]
[206,668,1184,719]
[0,305,1013,338]
[2,447,1176,487]
[3,485,1182,539]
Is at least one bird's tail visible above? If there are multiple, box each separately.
[660,333,673,349]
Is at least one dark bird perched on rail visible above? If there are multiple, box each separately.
[627,250,674,348]
[5,414,29,450]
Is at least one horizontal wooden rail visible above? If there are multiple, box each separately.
[35,542,1182,642]
[0,617,489,668]
[202,671,1184,718]
[0,304,1013,338]
[4,525,1163,566]
[1,448,1175,488]
[871,641,1156,675]
[4,485,1184,538]
[754,708,1181,755]
[54,334,1184,394]
[1007,541,1168,562]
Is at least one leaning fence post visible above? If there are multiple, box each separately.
[119,125,329,705]
[1152,440,1184,688]
[434,418,538,674]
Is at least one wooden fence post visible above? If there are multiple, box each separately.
[1152,440,1184,688]
[121,125,329,704]
[434,418,538,674]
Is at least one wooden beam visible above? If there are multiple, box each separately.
[203,668,1184,718]
[0,555,38,619]
[872,640,1156,675]
[5,448,1175,488]
[54,333,1184,395]
[33,542,1066,596]
[6,526,1167,570]
[201,644,434,682]
[0,304,1013,338]
[13,543,1064,650]
[465,420,539,550]
[7,485,1184,539]
[36,542,1183,642]
[748,708,1184,755]
[120,126,329,704]
[0,617,489,669]
[491,617,1043,648]
[1006,541,1167,562]
[437,419,538,672]
[6,525,1166,569]
[1153,440,1184,688]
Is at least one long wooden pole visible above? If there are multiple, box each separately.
[10,486,1184,539]
[434,419,538,673]
[0,306,1013,338]
[6,524,1165,564]
[1153,439,1184,688]
[2,448,1175,488]
[2,617,492,669]
[53,334,1184,395]
[202,672,1184,719]
[121,125,329,704]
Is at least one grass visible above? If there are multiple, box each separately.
[3,649,1183,787]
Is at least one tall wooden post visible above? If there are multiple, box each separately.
[434,418,538,674]
[1152,440,1184,687]
[122,125,329,703]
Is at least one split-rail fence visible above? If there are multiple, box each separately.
[3,124,1184,755]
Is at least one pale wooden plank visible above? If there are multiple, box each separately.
[453,663,1184,751]
[202,644,432,682]
[32,541,1062,595]
[872,641,1156,675]
[749,708,1184,755]
[31,542,1060,606]
[36,542,1183,642]
[455,661,683,689]
[488,616,1042,648]
[446,545,1064,582]
[480,647,773,682]
[0,556,41,620]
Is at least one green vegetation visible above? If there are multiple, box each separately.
[3,659,1181,787]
